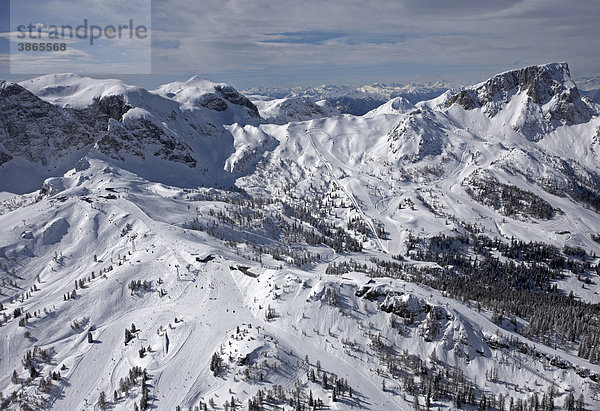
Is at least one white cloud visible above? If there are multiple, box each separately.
[147,0,600,85]
[4,0,598,86]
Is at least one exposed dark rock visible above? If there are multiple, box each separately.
[96,118,197,168]
[0,151,13,166]
[215,85,260,117]
[199,93,229,111]
[95,95,131,121]
[0,82,96,166]
[447,63,595,139]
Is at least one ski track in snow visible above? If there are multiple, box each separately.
[305,129,389,254]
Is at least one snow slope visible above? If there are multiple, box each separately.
[1,159,598,410]
[250,96,340,125]
[1,62,600,410]
[364,97,415,118]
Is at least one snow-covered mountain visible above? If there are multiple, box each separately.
[445,63,594,141]
[364,97,415,117]
[2,74,265,192]
[250,96,340,125]
[1,63,600,410]
[245,81,449,115]
[575,75,600,92]
[0,80,103,193]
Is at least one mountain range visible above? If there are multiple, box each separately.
[0,62,599,410]
[244,82,450,116]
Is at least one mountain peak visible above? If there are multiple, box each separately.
[449,62,574,109]
[487,62,573,104]
[365,96,415,117]
[155,78,260,118]
[447,62,595,140]
[0,80,26,97]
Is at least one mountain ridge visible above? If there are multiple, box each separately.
[445,62,595,141]
[1,62,600,410]
[0,75,267,192]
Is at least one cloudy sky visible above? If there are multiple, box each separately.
[1,0,599,89]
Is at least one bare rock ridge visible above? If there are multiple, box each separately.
[214,84,260,117]
[0,81,98,167]
[95,95,132,121]
[447,63,595,139]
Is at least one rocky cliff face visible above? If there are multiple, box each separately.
[214,85,261,118]
[447,63,595,140]
[0,82,98,167]
[95,117,197,167]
